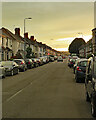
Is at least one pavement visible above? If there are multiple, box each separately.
[2,59,93,118]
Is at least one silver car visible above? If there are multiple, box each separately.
[1,61,19,76]
[0,63,6,78]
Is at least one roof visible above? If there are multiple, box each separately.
[0,28,13,39]
[0,34,7,38]
[0,27,25,43]
[78,58,88,62]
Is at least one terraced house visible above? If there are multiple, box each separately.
[0,27,59,61]
[0,28,13,61]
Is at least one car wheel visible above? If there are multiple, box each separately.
[86,92,90,102]
[3,73,6,78]
[11,70,14,76]
[17,69,19,74]
[23,67,25,72]
[91,97,96,117]
[36,64,38,67]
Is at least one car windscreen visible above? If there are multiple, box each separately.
[14,60,21,64]
[78,61,87,67]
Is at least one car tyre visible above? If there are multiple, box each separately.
[11,70,14,76]
[91,97,96,117]
[17,69,19,74]
[3,73,6,78]
[23,67,25,72]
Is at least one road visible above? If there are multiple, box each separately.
[2,59,92,118]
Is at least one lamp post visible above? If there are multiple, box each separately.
[24,17,32,60]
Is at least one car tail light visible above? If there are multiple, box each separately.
[77,66,82,71]
[71,62,73,64]
[21,61,23,64]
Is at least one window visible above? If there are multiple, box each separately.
[6,38,8,46]
[40,47,42,52]
[2,38,3,46]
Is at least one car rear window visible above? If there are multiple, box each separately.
[78,61,87,67]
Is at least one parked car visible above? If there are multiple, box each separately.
[49,55,54,62]
[57,56,63,62]
[68,56,79,68]
[1,61,19,76]
[39,57,44,65]
[68,58,75,68]
[44,56,50,63]
[13,59,27,72]
[31,58,38,67]
[68,56,72,67]
[75,59,88,83]
[36,58,42,66]
[40,56,47,64]
[63,56,66,59]
[0,63,6,78]
[54,56,58,60]
[25,59,34,69]
[73,58,80,74]
[85,56,96,117]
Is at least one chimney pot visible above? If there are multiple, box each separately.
[24,32,28,39]
[30,36,34,41]
[15,28,20,36]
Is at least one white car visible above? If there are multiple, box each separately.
[57,56,63,62]
[40,56,47,64]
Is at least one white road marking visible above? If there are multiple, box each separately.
[5,82,33,102]
[6,89,23,102]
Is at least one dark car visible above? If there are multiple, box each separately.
[13,59,27,72]
[73,58,80,74]
[49,55,54,62]
[54,56,58,60]
[1,61,19,76]
[36,58,42,66]
[68,58,76,68]
[75,59,87,83]
[85,56,96,117]
[25,59,34,69]
[31,58,38,67]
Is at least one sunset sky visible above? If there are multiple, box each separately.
[2,2,94,51]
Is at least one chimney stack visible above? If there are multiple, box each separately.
[30,36,34,41]
[24,32,28,39]
[15,28,20,36]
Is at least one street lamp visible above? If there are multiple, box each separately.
[24,17,32,60]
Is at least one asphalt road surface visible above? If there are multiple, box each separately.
[2,59,93,118]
